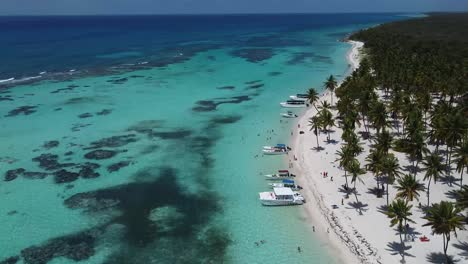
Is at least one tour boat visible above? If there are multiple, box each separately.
[269,179,302,191]
[264,170,295,179]
[281,111,298,118]
[259,187,305,206]
[289,94,308,101]
[263,144,287,150]
[280,100,306,108]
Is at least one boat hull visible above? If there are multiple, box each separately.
[260,199,304,206]
[280,102,306,108]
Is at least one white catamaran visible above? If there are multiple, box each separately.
[259,187,305,206]
[269,179,303,191]
[289,94,308,101]
[280,99,306,108]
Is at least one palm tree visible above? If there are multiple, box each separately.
[348,158,365,190]
[423,201,465,263]
[319,109,335,142]
[369,101,390,134]
[444,111,467,179]
[381,153,402,205]
[456,185,468,210]
[408,131,429,176]
[453,140,468,189]
[387,199,415,256]
[336,145,354,189]
[374,130,393,155]
[306,88,319,110]
[308,115,321,149]
[422,152,445,206]
[324,75,338,105]
[318,100,331,111]
[395,174,425,202]
[366,149,384,190]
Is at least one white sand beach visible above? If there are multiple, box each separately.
[289,40,468,264]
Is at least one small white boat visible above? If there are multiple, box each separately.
[259,187,305,206]
[263,144,288,150]
[264,170,295,179]
[281,111,298,118]
[280,100,306,108]
[269,179,302,191]
[263,148,287,155]
[289,94,308,101]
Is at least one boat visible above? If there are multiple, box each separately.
[269,179,302,191]
[262,148,287,155]
[289,94,308,101]
[264,170,295,179]
[281,111,298,118]
[280,100,306,108]
[259,187,305,206]
[263,144,287,150]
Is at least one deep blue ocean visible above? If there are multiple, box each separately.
[0,14,408,264]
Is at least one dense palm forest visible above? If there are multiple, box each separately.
[306,13,467,262]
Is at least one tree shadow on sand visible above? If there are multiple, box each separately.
[386,241,414,263]
[311,146,325,152]
[426,252,459,264]
[367,186,385,198]
[346,201,369,215]
[377,204,388,214]
[453,241,468,260]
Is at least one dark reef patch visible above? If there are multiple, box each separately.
[71,123,91,132]
[32,153,76,171]
[20,228,100,264]
[42,140,59,149]
[54,169,80,184]
[79,162,101,179]
[0,256,19,264]
[78,113,93,119]
[65,97,95,105]
[268,71,282,76]
[207,55,216,61]
[245,80,261,85]
[64,167,220,247]
[210,115,242,125]
[139,145,159,155]
[53,108,62,111]
[230,48,274,63]
[107,161,132,172]
[5,105,37,117]
[96,109,113,116]
[106,77,128,85]
[85,134,138,149]
[192,95,251,112]
[247,83,264,89]
[287,52,333,65]
[4,168,25,181]
[129,75,144,78]
[150,129,192,140]
[216,85,235,90]
[84,149,118,160]
[23,171,49,180]
[242,34,310,47]
[0,96,13,101]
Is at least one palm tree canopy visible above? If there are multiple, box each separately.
[453,140,468,173]
[423,201,465,236]
[374,130,393,154]
[422,152,445,182]
[306,88,319,106]
[456,185,468,210]
[324,75,338,92]
[366,149,384,176]
[387,199,415,231]
[395,174,425,201]
[347,158,365,184]
[381,153,402,183]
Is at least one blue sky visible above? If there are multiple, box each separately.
[0,0,467,15]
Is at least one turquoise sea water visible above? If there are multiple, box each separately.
[0,14,406,263]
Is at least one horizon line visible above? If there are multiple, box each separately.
[0,11,465,17]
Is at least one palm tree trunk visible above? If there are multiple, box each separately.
[461,166,465,190]
[330,93,333,106]
[344,171,349,189]
[315,134,320,149]
[448,147,453,186]
[415,160,420,177]
[427,178,432,206]
[386,180,390,206]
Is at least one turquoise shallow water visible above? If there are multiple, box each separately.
[0,15,406,263]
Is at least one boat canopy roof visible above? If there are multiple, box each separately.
[273,187,295,196]
[276,144,286,147]
[297,94,308,97]
[278,170,289,173]
[282,179,295,184]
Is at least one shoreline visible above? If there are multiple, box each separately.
[289,40,369,264]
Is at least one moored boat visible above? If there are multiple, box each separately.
[280,99,306,108]
[264,170,295,179]
[289,94,308,101]
[269,179,302,191]
[259,187,305,206]
[262,148,287,155]
[281,111,298,118]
